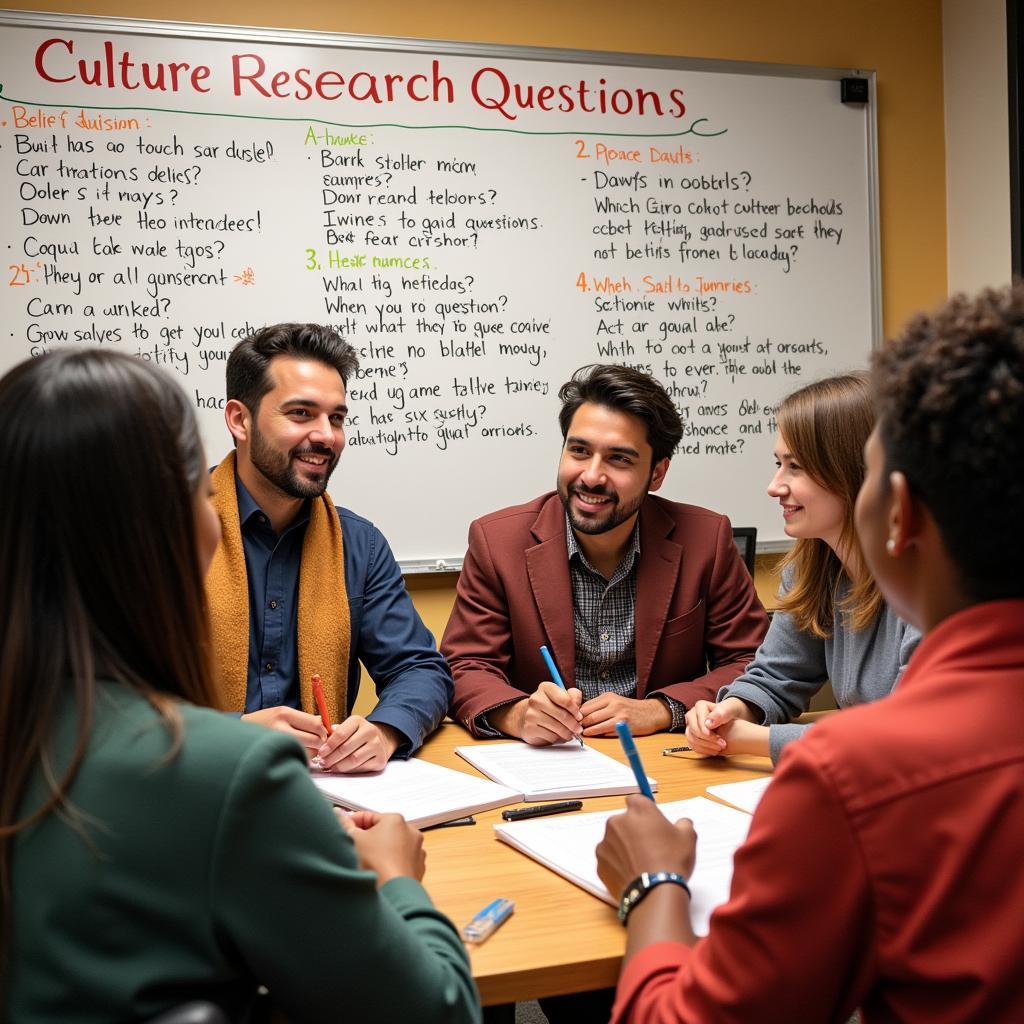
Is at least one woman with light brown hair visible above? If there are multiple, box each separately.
[685,372,918,763]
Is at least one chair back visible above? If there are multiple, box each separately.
[731,527,757,578]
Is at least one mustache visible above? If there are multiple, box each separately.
[571,483,615,500]
[291,444,335,459]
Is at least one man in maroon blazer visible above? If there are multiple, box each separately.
[443,364,768,743]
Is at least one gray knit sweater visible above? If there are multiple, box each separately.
[717,574,920,764]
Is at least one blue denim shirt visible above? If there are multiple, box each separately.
[238,477,309,712]
[235,474,453,756]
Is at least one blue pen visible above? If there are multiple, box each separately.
[615,720,655,800]
[539,644,584,748]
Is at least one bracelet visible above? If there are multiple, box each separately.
[618,871,691,924]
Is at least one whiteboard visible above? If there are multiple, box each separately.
[0,11,880,567]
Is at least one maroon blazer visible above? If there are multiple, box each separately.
[443,492,768,734]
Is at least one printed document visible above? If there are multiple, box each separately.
[706,776,772,814]
[311,758,520,829]
[455,741,657,800]
[494,796,750,935]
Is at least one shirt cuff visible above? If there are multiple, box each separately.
[716,683,771,724]
[475,697,527,738]
[650,693,688,732]
[365,714,413,759]
[474,712,504,738]
[768,722,811,765]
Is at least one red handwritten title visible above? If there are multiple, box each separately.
[33,38,687,122]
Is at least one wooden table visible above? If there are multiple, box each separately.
[417,724,773,1006]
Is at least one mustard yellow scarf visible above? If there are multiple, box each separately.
[205,452,351,722]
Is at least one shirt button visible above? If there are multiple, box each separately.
[601,671,611,679]
[259,515,267,525]
[601,632,610,642]
[264,662,273,671]
[269,600,278,609]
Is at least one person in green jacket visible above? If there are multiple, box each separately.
[0,349,480,1024]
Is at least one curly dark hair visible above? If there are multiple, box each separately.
[558,364,683,464]
[872,284,1024,600]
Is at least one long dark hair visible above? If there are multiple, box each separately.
[0,349,219,973]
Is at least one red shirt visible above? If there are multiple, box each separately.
[614,600,1024,1023]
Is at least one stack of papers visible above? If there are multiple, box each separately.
[706,776,772,814]
[455,741,657,801]
[310,758,520,829]
[494,796,751,935]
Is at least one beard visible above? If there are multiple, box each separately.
[249,422,339,500]
[557,478,648,536]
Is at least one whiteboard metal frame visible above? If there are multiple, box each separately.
[0,9,881,572]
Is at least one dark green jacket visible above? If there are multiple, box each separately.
[8,683,479,1024]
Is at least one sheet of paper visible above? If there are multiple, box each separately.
[706,776,772,814]
[311,758,520,829]
[494,796,751,935]
[455,741,656,800]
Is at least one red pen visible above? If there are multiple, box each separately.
[311,674,332,734]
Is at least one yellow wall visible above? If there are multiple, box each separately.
[2,0,949,711]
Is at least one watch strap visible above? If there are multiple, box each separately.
[618,870,691,924]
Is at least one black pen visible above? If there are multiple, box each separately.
[501,800,583,821]
[423,815,476,830]
[662,745,693,755]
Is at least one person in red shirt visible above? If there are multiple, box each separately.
[596,284,1024,1023]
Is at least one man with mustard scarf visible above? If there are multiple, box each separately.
[206,323,452,770]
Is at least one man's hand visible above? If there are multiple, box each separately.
[597,796,699,955]
[580,694,671,737]
[241,706,327,758]
[596,794,697,900]
[489,681,583,745]
[339,811,426,885]
[318,717,401,773]
[685,697,755,756]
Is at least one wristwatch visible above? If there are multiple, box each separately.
[618,870,691,924]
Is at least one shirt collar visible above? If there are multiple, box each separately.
[565,511,641,576]
[234,470,310,532]
[898,598,1024,693]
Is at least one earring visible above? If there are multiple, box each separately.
[886,538,897,555]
